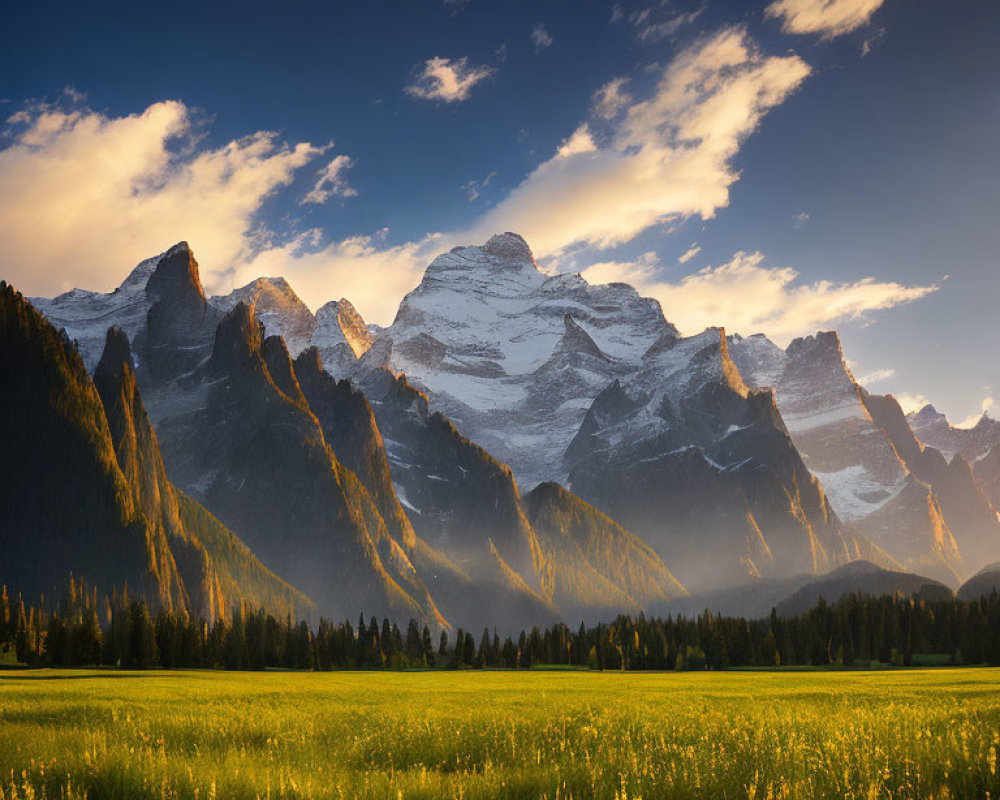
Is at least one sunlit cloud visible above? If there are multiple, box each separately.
[457,27,812,259]
[956,396,996,428]
[405,56,495,104]
[0,99,323,298]
[554,124,597,159]
[582,250,938,346]
[857,368,896,385]
[592,78,632,120]
[766,0,886,38]
[678,243,701,264]
[302,154,357,204]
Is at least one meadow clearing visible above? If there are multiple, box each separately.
[0,667,998,799]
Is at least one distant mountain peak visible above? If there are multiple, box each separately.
[483,231,534,261]
[785,330,844,363]
[208,300,264,374]
[94,326,134,384]
[146,240,206,305]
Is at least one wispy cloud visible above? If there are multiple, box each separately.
[678,244,701,264]
[621,4,705,42]
[302,154,357,204]
[592,78,632,120]
[793,211,810,227]
[857,368,896,385]
[461,171,497,202]
[405,56,495,104]
[766,0,886,38]
[531,23,553,53]
[581,250,938,346]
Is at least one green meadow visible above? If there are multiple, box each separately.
[1,668,999,799]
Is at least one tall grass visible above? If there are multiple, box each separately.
[1,668,998,799]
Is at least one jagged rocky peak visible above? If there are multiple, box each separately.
[28,242,193,371]
[207,300,265,374]
[785,330,848,365]
[211,276,316,356]
[315,298,373,357]
[482,231,535,262]
[907,402,1000,461]
[94,326,135,386]
[145,241,206,305]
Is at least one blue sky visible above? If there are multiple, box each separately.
[0,0,996,424]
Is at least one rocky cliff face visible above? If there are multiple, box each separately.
[975,445,1000,510]
[565,328,886,592]
[148,300,442,624]
[729,332,965,584]
[0,282,310,620]
[860,391,1000,578]
[212,278,373,377]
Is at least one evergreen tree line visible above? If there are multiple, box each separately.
[3,579,1000,670]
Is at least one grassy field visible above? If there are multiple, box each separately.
[1,668,999,799]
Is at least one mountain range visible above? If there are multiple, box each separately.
[3,232,997,629]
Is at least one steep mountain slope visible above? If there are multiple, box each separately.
[974,445,1000,509]
[565,328,886,592]
[729,332,964,584]
[0,281,185,610]
[148,299,440,624]
[94,327,312,620]
[957,562,1000,601]
[353,367,559,628]
[0,282,309,620]
[355,367,684,626]
[907,405,1000,462]
[861,391,1000,576]
[522,482,687,614]
[360,232,673,487]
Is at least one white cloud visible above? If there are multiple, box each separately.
[592,78,632,120]
[956,396,995,429]
[895,393,932,415]
[461,170,497,202]
[405,57,495,104]
[302,154,357,204]
[580,251,660,286]
[857,368,896,385]
[458,26,812,259]
[0,99,323,298]
[766,0,886,38]
[583,250,938,346]
[793,211,810,227]
[632,7,705,42]
[678,243,701,264]
[531,23,553,53]
[554,124,597,159]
